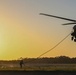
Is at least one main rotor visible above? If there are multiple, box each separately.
[40,13,76,25]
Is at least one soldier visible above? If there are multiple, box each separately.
[71,25,76,42]
[19,58,24,68]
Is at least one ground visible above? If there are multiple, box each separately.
[0,64,76,75]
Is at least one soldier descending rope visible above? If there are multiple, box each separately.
[71,25,76,42]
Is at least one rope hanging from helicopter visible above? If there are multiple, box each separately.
[24,32,71,63]
[37,32,71,58]
[38,13,76,57]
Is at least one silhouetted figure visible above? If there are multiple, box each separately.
[20,59,24,68]
[71,25,76,42]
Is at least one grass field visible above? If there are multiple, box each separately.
[0,64,76,75]
[0,64,76,71]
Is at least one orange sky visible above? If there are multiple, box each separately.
[0,0,76,60]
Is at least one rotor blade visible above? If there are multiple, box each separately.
[62,23,76,25]
[40,13,76,22]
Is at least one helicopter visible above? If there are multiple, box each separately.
[40,13,76,42]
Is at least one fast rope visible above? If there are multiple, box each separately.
[37,32,71,58]
[25,32,71,63]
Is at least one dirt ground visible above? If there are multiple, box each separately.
[0,71,76,75]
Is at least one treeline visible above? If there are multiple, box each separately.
[23,56,76,64]
[1,56,76,64]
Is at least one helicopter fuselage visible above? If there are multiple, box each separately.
[71,25,76,42]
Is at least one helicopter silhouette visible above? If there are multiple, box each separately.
[40,13,76,42]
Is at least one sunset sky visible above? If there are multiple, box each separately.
[0,0,76,60]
